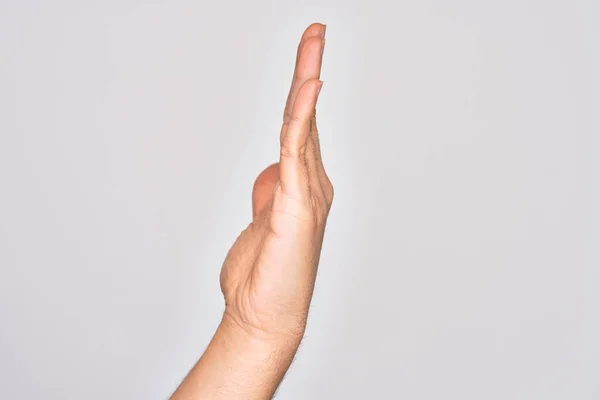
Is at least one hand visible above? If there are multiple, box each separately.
[220,22,333,343]
[170,23,332,400]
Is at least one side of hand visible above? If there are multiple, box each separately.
[220,22,332,343]
[171,23,332,400]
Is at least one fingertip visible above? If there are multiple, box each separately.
[302,22,326,41]
[296,35,326,75]
[309,78,324,103]
[305,78,324,92]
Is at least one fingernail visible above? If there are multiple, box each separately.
[317,80,324,95]
[322,24,327,38]
[321,38,326,56]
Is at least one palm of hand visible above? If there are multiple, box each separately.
[219,24,333,340]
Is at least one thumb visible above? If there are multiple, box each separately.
[251,163,280,220]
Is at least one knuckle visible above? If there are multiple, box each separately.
[280,144,296,158]
[280,122,289,136]
[310,192,329,225]
[319,174,334,207]
[289,114,304,126]
[326,184,334,207]
[277,181,303,203]
[297,142,308,158]
[306,136,321,161]
[281,142,307,159]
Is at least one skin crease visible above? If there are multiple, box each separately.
[170,23,333,400]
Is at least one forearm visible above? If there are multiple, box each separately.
[170,313,301,400]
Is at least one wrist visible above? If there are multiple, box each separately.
[219,309,304,356]
[170,312,301,399]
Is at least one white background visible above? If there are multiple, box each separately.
[1,0,598,398]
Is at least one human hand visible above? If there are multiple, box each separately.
[219,22,333,344]
[170,23,332,400]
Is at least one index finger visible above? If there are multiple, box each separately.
[282,23,326,124]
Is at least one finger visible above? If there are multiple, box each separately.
[309,113,334,204]
[305,113,327,200]
[281,25,326,142]
[283,23,326,123]
[279,79,323,200]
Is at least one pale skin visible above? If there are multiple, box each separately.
[170,23,333,399]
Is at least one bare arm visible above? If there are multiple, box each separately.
[170,22,331,400]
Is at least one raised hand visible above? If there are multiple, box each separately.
[171,23,332,400]
[220,22,332,341]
